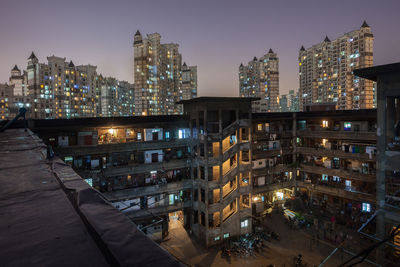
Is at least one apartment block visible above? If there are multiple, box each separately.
[9,65,27,96]
[281,90,300,112]
[1,66,32,120]
[1,52,135,120]
[180,63,197,113]
[299,21,374,111]
[26,53,97,119]
[133,31,197,116]
[239,49,279,113]
[280,94,288,112]
[28,96,387,255]
[100,77,134,117]
[355,63,400,264]
[0,83,14,120]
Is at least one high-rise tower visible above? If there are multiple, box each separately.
[133,31,197,115]
[239,49,279,112]
[299,21,374,111]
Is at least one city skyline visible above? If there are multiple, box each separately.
[1,0,400,97]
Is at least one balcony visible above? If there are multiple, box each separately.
[297,129,376,141]
[252,180,293,194]
[208,189,238,214]
[55,138,190,157]
[102,180,193,201]
[252,148,292,160]
[252,164,292,177]
[299,164,375,183]
[297,181,374,202]
[252,131,292,140]
[296,146,375,161]
[126,201,192,219]
[77,159,190,177]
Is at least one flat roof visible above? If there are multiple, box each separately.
[354,62,400,81]
[0,129,184,266]
[22,115,189,132]
[177,96,260,104]
[253,109,376,120]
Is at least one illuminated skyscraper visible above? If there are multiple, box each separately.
[299,21,374,111]
[133,31,197,115]
[239,49,279,112]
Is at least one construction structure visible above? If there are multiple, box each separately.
[354,63,400,265]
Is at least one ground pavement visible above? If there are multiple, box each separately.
[161,214,375,267]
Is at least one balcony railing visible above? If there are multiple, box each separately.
[296,146,376,161]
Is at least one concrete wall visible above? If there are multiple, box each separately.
[144,150,163,163]
[144,128,163,141]
[252,159,267,169]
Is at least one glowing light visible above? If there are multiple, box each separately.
[322,139,327,146]
[108,128,115,135]
[275,192,284,200]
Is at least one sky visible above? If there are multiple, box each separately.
[1,0,400,96]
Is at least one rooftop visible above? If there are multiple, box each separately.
[177,96,260,105]
[354,62,400,81]
[0,128,184,266]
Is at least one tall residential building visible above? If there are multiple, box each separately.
[100,77,134,117]
[239,49,279,113]
[0,52,136,120]
[281,90,300,112]
[0,83,14,120]
[280,94,288,112]
[26,53,97,119]
[133,31,197,116]
[287,89,300,112]
[180,63,197,113]
[299,21,374,111]
[9,65,27,96]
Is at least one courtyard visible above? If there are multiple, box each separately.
[161,210,376,267]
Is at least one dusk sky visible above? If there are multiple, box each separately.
[1,0,400,96]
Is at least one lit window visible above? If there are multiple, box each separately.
[322,139,327,146]
[362,203,371,213]
[178,129,186,139]
[275,191,284,200]
[322,174,328,181]
[84,178,93,187]
[223,233,230,239]
[344,122,352,131]
[241,219,248,228]
[214,236,220,241]
[322,120,329,128]
[257,124,262,131]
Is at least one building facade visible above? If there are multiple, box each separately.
[100,77,134,117]
[0,83,14,120]
[9,65,27,96]
[281,90,300,112]
[299,21,374,111]
[180,63,197,114]
[239,49,279,113]
[1,52,134,120]
[133,31,197,116]
[31,97,382,253]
